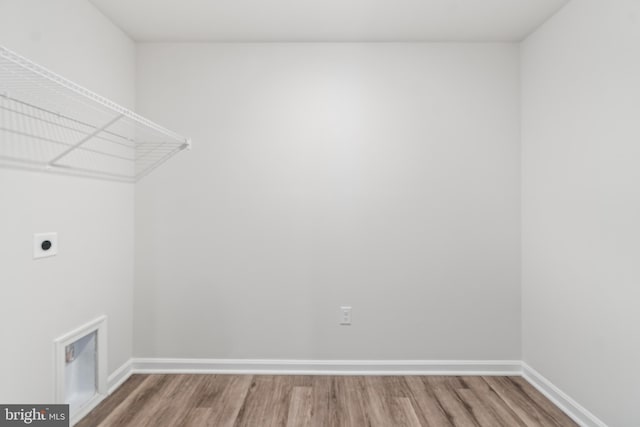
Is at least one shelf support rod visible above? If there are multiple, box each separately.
[48,114,124,167]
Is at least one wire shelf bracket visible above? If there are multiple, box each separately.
[0,45,191,182]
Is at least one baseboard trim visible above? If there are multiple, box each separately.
[131,358,521,376]
[521,363,607,427]
[108,359,133,394]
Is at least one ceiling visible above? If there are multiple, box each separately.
[89,0,569,43]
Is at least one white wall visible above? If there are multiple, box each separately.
[521,1,640,425]
[134,43,521,360]
[0,0,135,402]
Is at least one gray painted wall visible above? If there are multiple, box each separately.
[134,43,522,360]
[0,0,135,403]
[522,1,640,425]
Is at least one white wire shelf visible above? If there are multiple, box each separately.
[0,46,190,182]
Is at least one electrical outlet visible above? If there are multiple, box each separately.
[340,306,352,325]
[34,232,58,259]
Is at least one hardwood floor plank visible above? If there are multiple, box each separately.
[174,374,253,427]
[508,377,577,427]
[208,374,254,427]
[160,375,206,427]
[361,376,395,426]
[461,377,526,427]
[76,374,576,427]
[333,376,371,427]
[483,376,574,427]
[193,374,233,409]
[456,388,503,427]
[383,377,426,426]
[286,386,313,427]
[404,376,455,427]
[75,374,148,427]
[125,374,198,427]
[179,408,214,426]
[425,377,480,427]
[233,376,292,427]
[309,376,339,427]
[96,374,172,427]
[394,397,422,427]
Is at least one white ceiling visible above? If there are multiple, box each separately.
[89,0,569,42]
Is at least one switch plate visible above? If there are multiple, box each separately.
[340,306,352,325]
[34,232,58,259]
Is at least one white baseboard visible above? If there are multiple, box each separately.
[521,363,607,427]
[131,358,521,376]
[108,359,133,394]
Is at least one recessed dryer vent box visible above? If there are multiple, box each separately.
[55,316,107,424]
